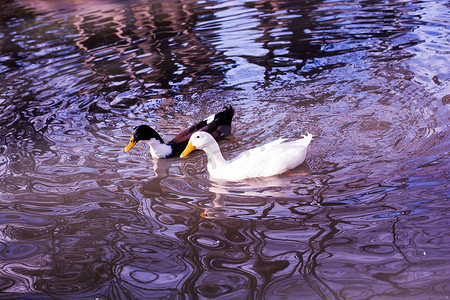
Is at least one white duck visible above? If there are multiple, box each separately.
[180,131,312,180]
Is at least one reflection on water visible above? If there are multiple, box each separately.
[0,0,449,298]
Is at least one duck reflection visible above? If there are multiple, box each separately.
[202,165,312,219]
[134,160,330,298]
[136,157,173,198]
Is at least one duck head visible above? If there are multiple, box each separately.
[124,125,164,152]
[180,131,214,157]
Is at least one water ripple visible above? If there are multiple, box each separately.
[0,0,448,298]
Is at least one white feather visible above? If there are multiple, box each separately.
[147,138,173,158]
[203,114,215,124]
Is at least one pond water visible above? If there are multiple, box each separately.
[0,0,449,298]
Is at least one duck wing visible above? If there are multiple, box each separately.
[224,134,312,180]
[200,105,234,140]
[232,138,288,161]
[169,105,234,145]
[168,106,234,157]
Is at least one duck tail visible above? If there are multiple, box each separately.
[216,105,234,125]
[302,132,313,146]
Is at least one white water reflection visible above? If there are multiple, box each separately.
[201,0,268,86]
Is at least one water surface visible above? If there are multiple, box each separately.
[0,0,449,298]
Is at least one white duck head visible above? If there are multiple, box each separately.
[180,131,218,156]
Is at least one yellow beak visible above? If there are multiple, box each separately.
[124,137,137,152]
[180,141,196,158]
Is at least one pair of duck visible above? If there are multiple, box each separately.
[124,105,312,181]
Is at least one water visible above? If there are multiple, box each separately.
[0,0,449,298]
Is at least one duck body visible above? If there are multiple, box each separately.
[181,131,312,180]
[124,105,234,158]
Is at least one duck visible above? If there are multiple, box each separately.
[180,131,312,180]
[124,105,234,159]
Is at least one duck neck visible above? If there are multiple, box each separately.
[147,138,173,158]
[203,142,227,172]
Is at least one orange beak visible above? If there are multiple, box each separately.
[124,137,137,152]
[180,141,196,158]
